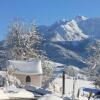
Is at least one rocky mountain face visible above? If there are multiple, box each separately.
[39,18,88,42]
[38,16,100,74]
[1,16,100,75]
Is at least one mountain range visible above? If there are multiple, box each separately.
[0,16,100,75]
[38,16,100,74]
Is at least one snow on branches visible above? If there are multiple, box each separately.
[6,18,43,60]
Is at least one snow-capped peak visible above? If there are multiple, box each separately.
[64,20,82,33]
[55,19,88,41]
[75,15,88,22]
[39,18,88,42]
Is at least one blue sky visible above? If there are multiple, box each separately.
[0,0,100,40]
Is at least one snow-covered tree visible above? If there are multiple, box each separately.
[6,18,44,60]
[23,21,43,59]
[65,65,79,77]
[94,77,100,88]
[6,18,24,60]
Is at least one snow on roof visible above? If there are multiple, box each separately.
[82,87,100,94]
[7,59,42,74]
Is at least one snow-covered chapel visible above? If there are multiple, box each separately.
[7,59,43,87]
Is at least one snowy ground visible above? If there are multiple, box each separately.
[48,77,94,100]
[0,68,96,100]
[0,85,34,100]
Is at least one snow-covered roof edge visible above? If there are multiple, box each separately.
[7,59,42,74]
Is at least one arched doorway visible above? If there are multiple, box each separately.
[26,76,31,83]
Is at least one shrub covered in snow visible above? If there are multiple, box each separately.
[0,75,5,87]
